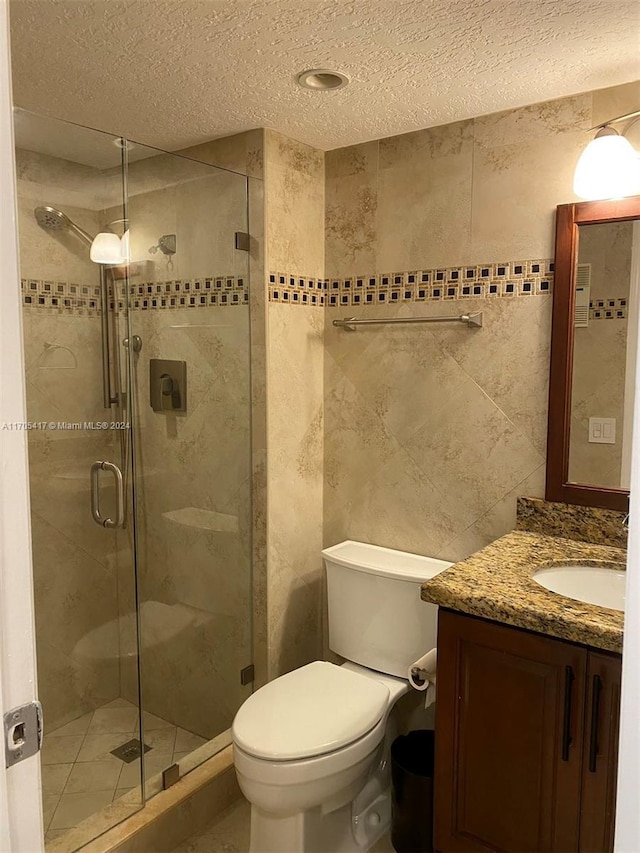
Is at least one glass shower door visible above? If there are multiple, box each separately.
[123,143,253,793]
[13,109,144,846]
[14,107,254,844]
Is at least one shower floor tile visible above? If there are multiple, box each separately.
[43,698,205,845]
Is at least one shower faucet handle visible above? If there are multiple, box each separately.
[150,358,187,413]
[160,374,174,397]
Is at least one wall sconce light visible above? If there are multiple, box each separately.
[574,109,640,201]
[90,219,130,265]
[90,232,123,264]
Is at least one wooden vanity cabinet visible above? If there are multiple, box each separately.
[434,609,621,853]
[579,651,621,853]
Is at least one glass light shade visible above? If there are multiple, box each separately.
[573,131,640,200]
[120,229,130,262]
[90,231,123,264]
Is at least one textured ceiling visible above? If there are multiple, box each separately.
[9,0,640,152]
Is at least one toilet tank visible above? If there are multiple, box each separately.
[322,541,452,678]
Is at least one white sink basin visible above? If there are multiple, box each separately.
[532,564,626,612]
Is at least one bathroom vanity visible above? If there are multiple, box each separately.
[435,610,620,853]
[421,500,626,853]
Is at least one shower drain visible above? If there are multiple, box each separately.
[110,738,152,764]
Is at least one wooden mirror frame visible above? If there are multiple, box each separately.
[546,196,640,511]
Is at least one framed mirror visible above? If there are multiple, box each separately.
[546,197,640,511]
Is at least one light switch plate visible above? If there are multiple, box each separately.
[588,417,616,444]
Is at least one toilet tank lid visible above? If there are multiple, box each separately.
[322,540,452,583]
[232,661,389,761]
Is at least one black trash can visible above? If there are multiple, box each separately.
[390,730,435,853]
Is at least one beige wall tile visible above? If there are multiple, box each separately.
[377,120,474,271]
[322,85,632,569]
[592,81,640,128]
[177,129,264,179]
[325,142,378,278]
[470,96,590,262]
[264,129,324,277]
[264,132,325,676]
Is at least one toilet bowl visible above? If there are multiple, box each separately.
[232,541,451,853]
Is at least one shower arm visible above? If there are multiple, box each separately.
[69,221,95,247]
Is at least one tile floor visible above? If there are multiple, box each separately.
[42,697,207,844]
[174,798,395,853]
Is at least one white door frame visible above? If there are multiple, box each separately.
[0,0,44,849]
[615,249,640,845]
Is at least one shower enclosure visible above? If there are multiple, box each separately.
[13,109,253,848]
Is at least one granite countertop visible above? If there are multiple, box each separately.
[421,530,626,653]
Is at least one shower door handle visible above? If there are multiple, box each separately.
[90,461,125,528]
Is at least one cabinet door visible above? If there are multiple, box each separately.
[579,651,621,853]
[435,609,587,853]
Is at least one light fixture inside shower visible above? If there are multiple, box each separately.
[90,232,122,264]
[90,218,130,264]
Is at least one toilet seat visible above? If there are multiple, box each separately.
[232,661,390,761]
[233,712,387,788]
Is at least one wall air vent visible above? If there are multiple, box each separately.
[575,263,591,328]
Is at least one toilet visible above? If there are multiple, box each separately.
[232,540,451,853]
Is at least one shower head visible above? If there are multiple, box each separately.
[34,205,94,247]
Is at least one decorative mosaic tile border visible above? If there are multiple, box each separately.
[21,276,248,313]
[21,279,102,313]
[268,259,554,306]
[589,298,627,320]
[268,273,326,306]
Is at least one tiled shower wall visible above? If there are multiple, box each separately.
[322,81,639,565]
